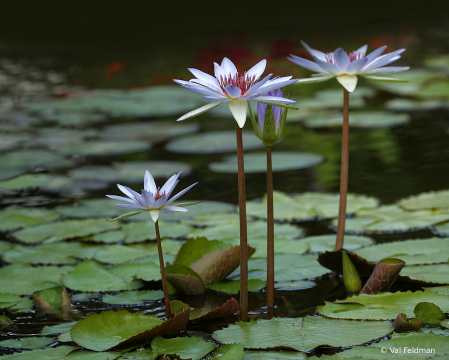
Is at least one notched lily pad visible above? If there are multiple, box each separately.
[151,335,215,360]
[165,264,205,295]
[414,302,445,324]
[57,140,151,157]
[0,207,61,231]
[208,279,267,294]
[393,313,422,331]
[189,297,239,321]
[0,337,54,349]
[0,174,53,190]
[33,285,71,308]
[398,190,449,211]
[101,290,164,305]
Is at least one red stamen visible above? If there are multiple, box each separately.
[349,51,364,62]
[218,72,258,96]
[153,189,166,201]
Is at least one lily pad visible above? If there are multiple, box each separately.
[0,346,74,359]
[109,262,162,282]
[359,258,405,294]
[209,152,324,173]
[69,161,192,183]
[303,111,410,129]
[165,131,264,154]
[399,190,449,211]
[208,280,267,294]
[71,305,190,351]
[99,121,199,142]
[58,199,128,219]
[414,302,445,324]
[246,237,309,258]
[208,344,245,360]
[42,321,77,335]
[33,285,71,308]
[57,141,151,157]
[317,290,449,320]
[165,200,236,221]
[12,218,120,244]
[355,238,449,265]
[120,221,191,243]
[102,290,164,305]
[93,245,153,264]
[151,336,215,360]
[385,98,448,111]
[166,264,206,295]
[65,350,122,359]
[0,174,53,190]
[0,337,54,349]
[61,259,143,291]
[417,79,449,98]
[33,127,98,147]
[0,150,63,171]
[0,207,60,231]
[212,315,393,351]
[0,293,24,309]
[393,313,422,331]
[243,350,306,359]
[299,235,373,253]
[274,280,315,290]
[401,264,449,284]
[424,54,449,71]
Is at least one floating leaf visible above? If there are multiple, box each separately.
[274,280,315,290]
[120,221,191,243]
[208,344,245,360]
[401,264,449,284]
[360,258,405,294]
[65,350,122,359]
[0,207,60,231]
[303,111,410,129]
[33,285,71,308]
[57,140,151,157]
[0,293,23,309]
[0,337,54,349]
[212,316,393,351]
[208,279,266,294]
[399,190,449,211]
[243,350,306,359]
[414,302,445,324]
[165,131,264,154]
[385,98,448,111]
[151,336,215,360]
[101,290,164,305]
[0,150,63,171]
[393,313,422,331]
[245,237,309,258]
[300,234,373,253]
[71,305,189,351]
[166,264,205,295]
[417,79,449,98]
[93,245,153,264]
[0,346,75,359]
[42,321,77,335]
[317,291,449,320]
[189,297,239,321]
[109,262,161,282]
[174,237,230,267]
[209,152,324,173]
[13,218,120,244]
[61,260,143,292]
[0,174,52,190]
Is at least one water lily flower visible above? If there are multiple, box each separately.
[249,89,292,147]
[174,57,298,127]
[288,41,409,92]
[107,170,199,223]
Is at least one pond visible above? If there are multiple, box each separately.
[1,11,449,359]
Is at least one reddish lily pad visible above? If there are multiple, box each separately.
[360,258,405,294]
[393,313,422,331]
[189,297,239,321]
[165,264,205,295]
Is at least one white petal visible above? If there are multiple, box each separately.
[228,100,248,128]
[117,184,142,202]
[362,75,408,82]
[183,83,221,96]
[163,206,189,212]
[361,66,410,75]
[287,55,325,73]
[188,68,220,87]
[246,59,266,80]
[364,45,388,63]
[149,210,160,223]
[214,62,227,79]
[334,48,350,72]
[301,41,327,61]
[239,94,261,100]
[164,180,179,200]
[221,57,238,76]
[177,102,223,121]
[144,170,157,194]
[314,58,340,75]
[255,95,297,105]
[203,96,232,102]
[160,172,180,194]
[244,74,273,96]
[153,196,167,208]
[190,78,222,93]
[346,58,368,75]
[355,44,368,57]
[106,195,137,205]
[256,78,298,94]
[336,75,358,92]
[295,75,334,84]
[142,190,155,207]
[363,49,405,70]
[225,84,242,98]
[165,182,198,205]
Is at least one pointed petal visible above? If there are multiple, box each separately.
[221,58,238,76]
[239,94,261,100]
[256,78,298,94]
[256,99,299,110]
[182,83,221,96]
[214,62,227,79]
[173,79,191,86]
[190,78,222,93]
[174,200,203,207]
[365,45,388,63]
[177,102,223,121]
[166,182,198,205]
[355,44,368,57]
[228,100,248,128]
[188,68,220,87]
[107,211,144,222]
[361,66,410,75]
[334,48,350,72]
[294,75,334,84]
[116,203,147,209]
[117,184,142,202]
[301,41,327,61]
[144,170,157,194]
[160,172,181,194]
[164,180,179,200]
[142,190,155,207]
[106,195,137,205]
[362,75,408,82]
[314,57,340,75]
[346,58,368,75]
[224,84,242,98]
[163,206,189,212]
[244,74,273,96]
[337,75,358,92]
[287,55,325,73]
[153,196,167,208]
[255,95,297,105]
[246,59,266,80]
[149,210,160,223]
[363,49,405,70]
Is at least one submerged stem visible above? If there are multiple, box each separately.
[266,146,275,309]
[235,123,248,322]
[335,89,350,251]
[155,220,172,319]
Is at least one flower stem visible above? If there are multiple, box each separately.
[335,89,349,251]
[235,123,248,322]
[155,220,172,319]
[266,146,275,309]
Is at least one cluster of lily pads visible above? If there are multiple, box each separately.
[1,47,449,359]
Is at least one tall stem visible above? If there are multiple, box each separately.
[335,89,350,251]
[155,220,172,318]
[235,123,248,321]
[266,146,275,309]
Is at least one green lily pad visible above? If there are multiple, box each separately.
[424,54,449,71]
[102,290,164,305]
[164,200,236,222]
[303,111,410,129]
[71,305,190,351]
[65,350,122,359]
[13,218,120,244]
[151,336,215,360]
[42,321,77,335]
[33,285,70,308]
[57,141,151,157]
[414,302,445,324]
[274,280,315,290]
[399,190,449,211]
[245,237,309,258]
[208,280,266,294]
[109,262,162,282]
[120,221,191,243]
[401,264,449,284]
[0,150,63,171]
[165,131,264,154]
[433,221,449,236]
[417,79,449,98]
[61,259,143,291]
[33,127,98,147]
[424,285,449,296]
[99,121,199,142]
[212,316,393,351]
[69,161,192,183]
[58,199,126,219]
[385,98,448,111]
[243,350,306,359]
[208,344,245,360]
[299,235,373,253]
[43,112,108,127]
[173,237,230,267]
[93,245,153,264]
[209,152,324,173]
[317,290,449,320]
[0,315,11,325]
[334,205,449,233]
[0,293,24,309]
[0,174,53,190]
[355,238,449,265]
[0,133,30,152]
[1,346,75,359]
[0,241,12,255]
[0,337,54,349]
[0,263,73,295]
[2,242,103,264]
[188,220,304,240]
[295,88,366,109]
[0,207,60,231]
